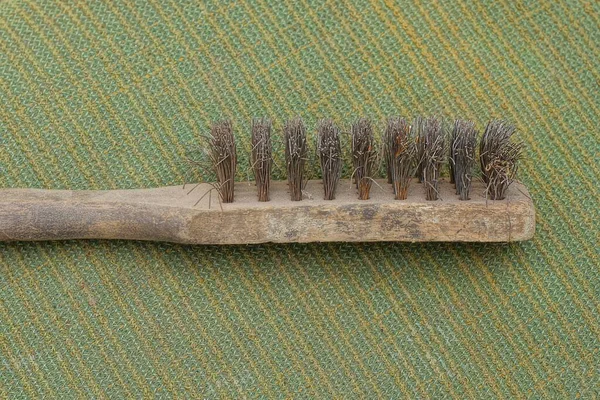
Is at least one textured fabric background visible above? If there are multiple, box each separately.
[1,0,599,398]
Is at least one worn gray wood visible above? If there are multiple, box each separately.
[0,179,535,244]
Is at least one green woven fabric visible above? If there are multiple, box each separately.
[1,0,599,397]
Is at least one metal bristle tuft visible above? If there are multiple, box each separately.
[451,120,478,201]
[351,118,377,200]
[317,119,342,200]
[251,118,272,202]
[284,117,308,201]
[208,120,236,203]
[480,120,522,200]
[386,117,417,200]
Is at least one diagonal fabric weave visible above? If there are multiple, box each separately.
[1,0,599,397]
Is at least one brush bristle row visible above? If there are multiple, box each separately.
[251,118,272,202]
[209,120,236,203]
[451,120,478,201]
[480,120,522,200]
[386,117,417,200]
[284,117,308,201]
[351,118,377,200]
[198,117,521,203]
[317,119,342,200]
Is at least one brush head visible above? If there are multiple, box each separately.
[451,120,478,201]
[251,118,272,202]
[201,116,523,205]
[480,120,522,200]
[209,120,236,203]
[351,117,377,200]
[317,119,342,200]
[284,117,308,201]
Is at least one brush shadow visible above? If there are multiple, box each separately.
[0,239,532,300]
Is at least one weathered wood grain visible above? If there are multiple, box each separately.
[0,179,535,244]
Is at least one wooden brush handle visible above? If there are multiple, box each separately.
[0,186,192,243]
[0,179,535,244]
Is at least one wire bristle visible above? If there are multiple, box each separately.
[251,118,272,202]
[451,120,478,201]
[386,117,417,200]
[209,120,236,203]
[421,117,445,201]
[384,121,395,184]
[317,119,342,200]
[449,123,457,185]
[414,116,426,183]
[351,117,377,200]
[284,117,308,201]
[480,120,522,200]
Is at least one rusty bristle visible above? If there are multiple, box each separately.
[421,117,445,201]
[384,120,395,184]
[251,118,272,202]
[414,116,426,183]
[386,117,417,200]
[317,119,342,200]
[451,120,478,201]
[449,122,457,185]
[209,120,236,203]
[351,117,377,200]
[480,120,522,200]
[284,117,308,201]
